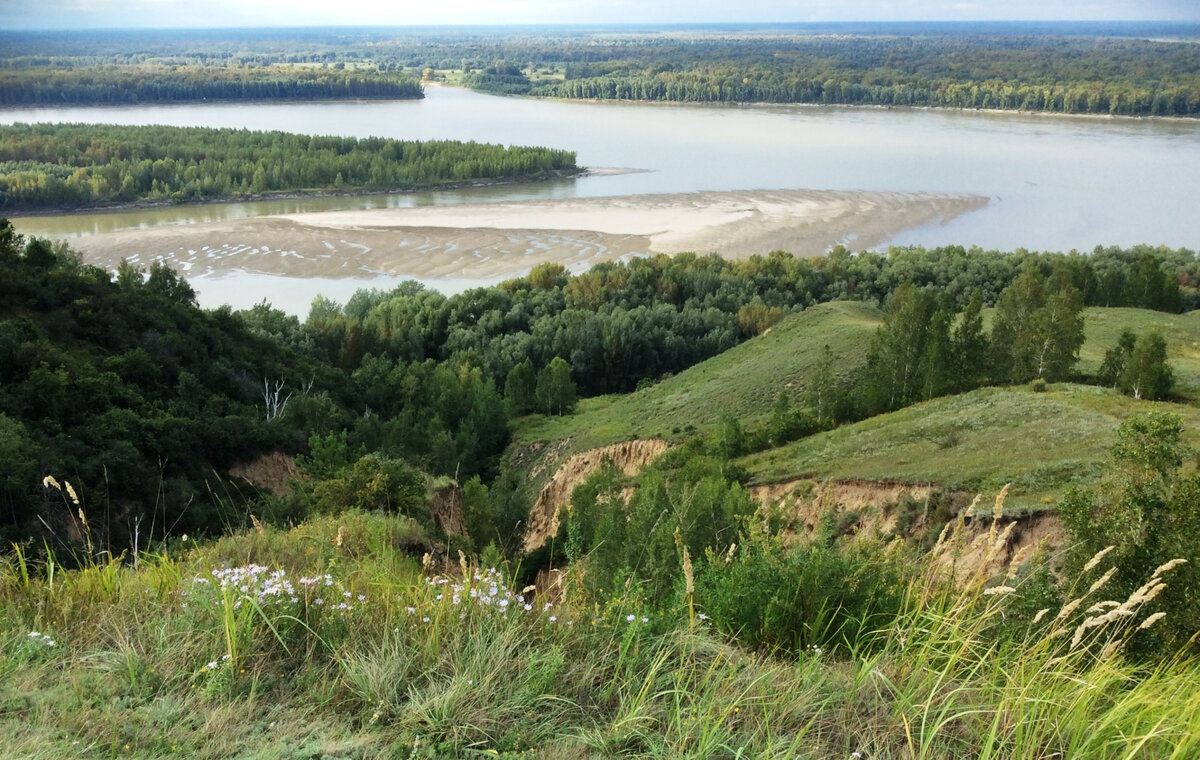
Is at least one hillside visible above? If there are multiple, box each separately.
[514,300,882,449]
[740,383,1200,511]
[511,303,1200,517]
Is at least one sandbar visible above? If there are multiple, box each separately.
[66,189,989,282]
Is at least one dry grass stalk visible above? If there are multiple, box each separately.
[1087,567,1117,595]
[1083,545,1116,573]
[1139,612,1167,630]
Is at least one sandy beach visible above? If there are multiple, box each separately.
[68,189,988,282]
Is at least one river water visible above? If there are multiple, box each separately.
[3,86,1199,309]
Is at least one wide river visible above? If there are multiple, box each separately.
[3,86,1200,309]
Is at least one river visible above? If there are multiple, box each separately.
[3,86,1199,310]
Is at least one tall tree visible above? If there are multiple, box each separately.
[503,358,537,416]
[951,290,990,392]
[1120,332,1173,401]
[991,266,1084,383]
[535,357,577,416]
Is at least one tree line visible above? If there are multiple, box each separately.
[0,123,578,210]
[0,65,422,106]
[4,27,1199,115]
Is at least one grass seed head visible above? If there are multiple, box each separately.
[1082,545,1116,573]
[1139,612,1167,630]
[1087,567,1117,596]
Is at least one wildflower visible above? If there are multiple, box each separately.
[523,604,532,611]
[406,607,416,614]
[357,594,365,601]
[626,614,635,622]
[207,661,219,670]
[549,616,557,622]
[641,617,649,623]
[314,598,324,606]
[422,616,430,623]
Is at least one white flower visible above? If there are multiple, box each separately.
[207,661,219,670]
[549,616,557,622]
[626,614,635,622]
[422,616,430,623]
[523,604,532,611]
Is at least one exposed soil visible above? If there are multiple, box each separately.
[522,439,671,552]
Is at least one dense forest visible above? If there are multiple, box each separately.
[0,124,579,210]
[0,64,423,106]
[2,24,1199,115]
[1,216,1195,556]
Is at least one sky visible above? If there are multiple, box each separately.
[2,0,1199,30]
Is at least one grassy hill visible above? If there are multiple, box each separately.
[510,303,1200,513]
[740,383,1200,512]
[514,300,883,451]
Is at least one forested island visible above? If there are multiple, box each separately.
[2,23,1199,115]
[0,64,423,106]
[0,124,579,210]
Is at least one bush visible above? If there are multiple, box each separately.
[695,525,910,656]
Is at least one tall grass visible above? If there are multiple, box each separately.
[2,503,1198,758]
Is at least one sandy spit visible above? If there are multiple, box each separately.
[68,189,988,281]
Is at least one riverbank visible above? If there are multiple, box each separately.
[64,189,988,283]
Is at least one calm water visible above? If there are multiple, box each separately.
[3,86,1200,309]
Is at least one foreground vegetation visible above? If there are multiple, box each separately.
[0,123,578,210]
[3,489,1198,759]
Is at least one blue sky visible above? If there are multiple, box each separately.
[3,0,1199,29]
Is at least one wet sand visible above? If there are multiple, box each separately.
[69,189,989,281]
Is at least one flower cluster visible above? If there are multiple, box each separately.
[187,565,362,614]
[27,631,55,647]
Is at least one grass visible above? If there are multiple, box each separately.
[3,505,1199,758]
[740,383,1200,512]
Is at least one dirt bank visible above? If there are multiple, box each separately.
[523,439,671,552]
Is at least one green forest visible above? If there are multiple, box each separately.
[0,124,579,209]
[3,25,1199,115]
[0,64,423,106]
